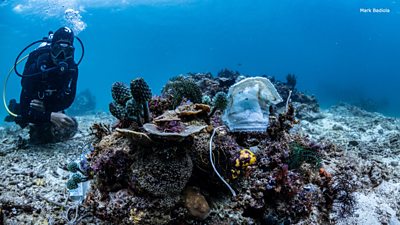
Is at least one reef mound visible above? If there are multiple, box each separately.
[0,72,399,225]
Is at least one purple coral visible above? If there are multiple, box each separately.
[91,149,133,193]
[156,120,185,133]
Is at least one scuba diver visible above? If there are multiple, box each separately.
[5,26,84,144]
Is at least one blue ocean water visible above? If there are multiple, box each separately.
[0,0,399,121]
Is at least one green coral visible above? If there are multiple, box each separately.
[67,162,81,173]
[66,179,78,190]
[72,173,84,183]
[67,173,89,190]
[202,95,211,105]
[209,92,228,117]
[162,76,202,108]
[288,142,321,169]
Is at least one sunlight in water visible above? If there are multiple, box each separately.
[8,0,196,33]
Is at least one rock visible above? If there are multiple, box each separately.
[349,140,359,146]
[369,164,385,186]
[390,161,399,167]
[332,124,344,131]
[184,186,210,220]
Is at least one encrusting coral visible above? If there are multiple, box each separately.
[76,70,355,224]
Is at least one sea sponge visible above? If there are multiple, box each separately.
[111,82,131,105]
[231,149,257,179]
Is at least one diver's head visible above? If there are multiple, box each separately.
[51,27,75,64]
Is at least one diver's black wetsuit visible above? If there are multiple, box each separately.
[17,45,78,128]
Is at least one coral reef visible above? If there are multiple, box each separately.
[1,92,398,224]
[69,72,359,224]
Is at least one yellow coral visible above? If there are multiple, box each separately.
[231,149,257,179]
[230,169,241,179]
[234,149,257,168]
[130,208,145,224]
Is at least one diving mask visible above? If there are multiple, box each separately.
[51,41,75,61]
